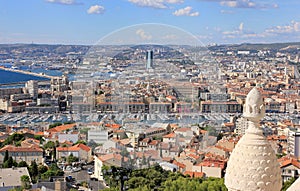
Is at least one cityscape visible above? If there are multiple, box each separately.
[1,0,300,191]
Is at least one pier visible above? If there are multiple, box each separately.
[0,67,55,80]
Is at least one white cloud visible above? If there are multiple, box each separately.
[136,29,152,40]
[265,21,300,34]
[173,6,199,16]
[128,0,184,9]
[46,0,79,5]
[87,5,105,14]
[220,0,278,9]
[222,22,244,36]
[221,20,300,42]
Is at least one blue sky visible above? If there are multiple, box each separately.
[0,0,299,45]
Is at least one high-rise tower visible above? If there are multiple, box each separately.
[146,50,153,70]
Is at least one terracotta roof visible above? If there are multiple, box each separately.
[278,156,300,169]
[223,122,235,127]
[119,138,131,145]
[34,131,44,136]
[148,140,160,145]
[22,138,39,144]
[175,127,191,132]
[187,153,201,160]
[163,133,176,138]
[75,143,91,152]
[214,145,232,152]
[98,153,128,162]
[173,160,186,169]
[48,123,76,133]
[267,135,287,141]
[197,159,226,169]
[59,140,73,146]
[57,143,91,152]
[184,171,205,178]
[0,145,43,152]
[105,124,121,129]
[141,138,150,143]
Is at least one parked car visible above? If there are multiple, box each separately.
[72,166,82,172]
[87,168,93,175]
[64,165,72,172]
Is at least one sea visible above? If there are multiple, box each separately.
[0,63,62,86]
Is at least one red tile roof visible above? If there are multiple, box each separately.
[56,143,91,152]
[173,160,186,169]
[163,133,176,138]
[105,124,121,129]
[278,155,300,169]
[48,123,76,133]
[0,145,43,152]
[98,153,128,162]
[197,159,226,169]
[184,171,205,178]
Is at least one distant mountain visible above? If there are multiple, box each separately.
[208,42,300,53]
[0,44,90,60]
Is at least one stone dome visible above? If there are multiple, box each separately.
[225,87,282,191]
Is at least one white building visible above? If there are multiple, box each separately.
[234,117,248,136]
[88,129,109,144]
[288,131,300,160]
[25,80,38,99]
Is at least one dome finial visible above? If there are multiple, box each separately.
[243,87,265,122]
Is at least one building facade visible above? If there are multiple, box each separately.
[0,145,43,164]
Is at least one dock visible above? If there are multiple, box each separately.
[0,67,55,80]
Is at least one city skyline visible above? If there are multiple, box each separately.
[0,0,299,45]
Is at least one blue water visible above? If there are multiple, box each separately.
[0,69,49,84]
[0,62,64,85]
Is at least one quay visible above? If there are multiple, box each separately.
[0,67,55,80]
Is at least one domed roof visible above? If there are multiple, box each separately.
[225,87,282,191]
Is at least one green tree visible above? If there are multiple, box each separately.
[74,140,87,145]
[7,188,23,191]
[34,135,44,144]
[18,161,28,167]
[20,175,31,189]
[40,164,64,180]
[49,122,62,129]
[3,156,14,168]
[3,150,9,163]
[67,153,78,163]
[281,178,296,191]
[29,161,38,182]
[44,141,55,149]
[38,165,48,175]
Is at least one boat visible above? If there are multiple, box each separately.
[11,66,19,70]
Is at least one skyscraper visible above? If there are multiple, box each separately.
[146,50,153,70]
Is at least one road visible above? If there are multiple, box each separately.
[64,166,106,191]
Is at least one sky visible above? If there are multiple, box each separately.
[0,0,299,45]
